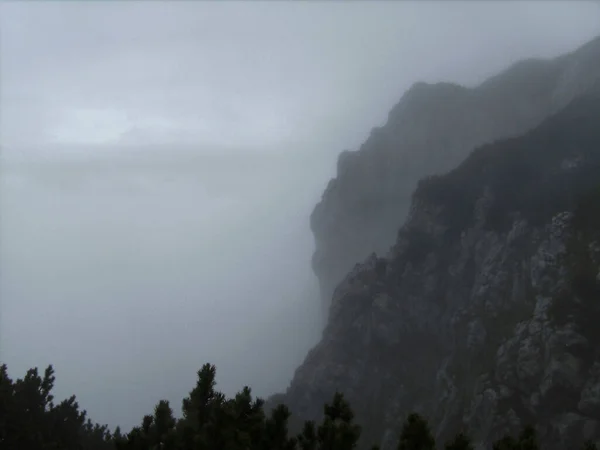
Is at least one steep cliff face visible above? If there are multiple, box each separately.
[311,36,600,311]
[285,93,600,449]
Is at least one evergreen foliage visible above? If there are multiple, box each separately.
[0,362,595,450]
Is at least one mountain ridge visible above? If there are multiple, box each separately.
[282,88,600,449]
[311,35,600,318]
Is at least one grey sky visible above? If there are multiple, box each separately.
[2,1,599,153]
[1,0,600,432]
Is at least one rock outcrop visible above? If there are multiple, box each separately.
[282,91,600,449]
[311,36,600,314]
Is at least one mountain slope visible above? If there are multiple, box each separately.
[283,92,600,449]
[311,36,600,314]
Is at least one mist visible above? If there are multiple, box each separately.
[0,147,333,429]
[2,0,600,433]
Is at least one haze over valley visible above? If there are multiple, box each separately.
[1,147,331,429]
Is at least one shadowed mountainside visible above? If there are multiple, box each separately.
[282,88,600,449]
[311,36,600,317]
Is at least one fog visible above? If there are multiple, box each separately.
[0,146,332,429]
[1,1,600,431]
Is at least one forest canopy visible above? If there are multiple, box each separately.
[0,362,595,450]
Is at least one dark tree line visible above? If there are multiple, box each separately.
[1,362,597,450]
[0,364,113,450]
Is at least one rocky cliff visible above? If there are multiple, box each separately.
[311,36,600,314]
[282,90,600,449]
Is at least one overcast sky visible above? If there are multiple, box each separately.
[1,0,600,432]
[1,1,599,155]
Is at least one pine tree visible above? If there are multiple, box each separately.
[445,432,474,450]
[397,413,435,450]
[182,363,220,431]
[298,420,318,450]
[517,425,538,450]
[0,364,13,447]
[152,399,177,447]
[263,404,297,450]
[316,392,361,450]
[492,434,518,450]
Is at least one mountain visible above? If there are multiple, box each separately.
[277,84,600,448]
[311,36,600,317]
